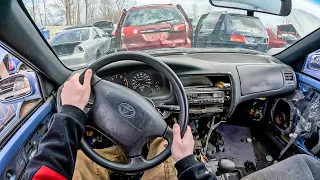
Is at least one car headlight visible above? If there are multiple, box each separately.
[74,46,85,54]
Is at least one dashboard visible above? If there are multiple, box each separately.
[96,52,297,118]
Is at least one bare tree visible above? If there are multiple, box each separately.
[65,0,72,25]
[43,0,48,25]
[191,3,198,19]
[84,0,91,23]
[99,0,113,20]
[32,0,36,20]
[115,0,126,12]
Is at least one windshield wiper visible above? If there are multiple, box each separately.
[154,19,174,24]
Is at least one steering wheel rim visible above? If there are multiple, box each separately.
[79,51,188,172]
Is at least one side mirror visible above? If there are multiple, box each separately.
[309,56,320,70]
[0,72,36,103]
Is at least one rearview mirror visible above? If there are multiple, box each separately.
[209,0,292,16]
[0,73,36,103]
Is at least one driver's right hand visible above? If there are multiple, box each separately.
[171,124,195,162]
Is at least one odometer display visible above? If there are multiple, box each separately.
[109,74,129,87]
[131,72,153,92]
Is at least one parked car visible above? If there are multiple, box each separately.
[278,33,298,47]
[114,4,192,51]
[50,27,112,69]
[93,21,114,35]
[266,28,286,49]
[193,12,268,52]
[64,23,116,54]
[277,24,297,36]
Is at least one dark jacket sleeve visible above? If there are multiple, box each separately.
[23,105,87,180]
[175,155,217,180]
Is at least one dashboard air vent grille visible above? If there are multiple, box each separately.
[284,72,294,81]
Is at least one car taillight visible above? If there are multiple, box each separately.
[121,27,141,36]
[8,61,14,70]
[230,35,246,43]
[112,30,115,36]
[172,24,185,31]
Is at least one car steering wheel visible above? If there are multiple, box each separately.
[77,52,189,172]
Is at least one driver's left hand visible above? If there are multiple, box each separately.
[61,69,92,110]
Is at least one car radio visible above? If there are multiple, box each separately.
[185,87,229,116]
[186,88,225,105]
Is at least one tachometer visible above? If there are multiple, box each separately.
[131,72,153,92]
[109,74,128,87]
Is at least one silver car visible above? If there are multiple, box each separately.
[50,27,112,69]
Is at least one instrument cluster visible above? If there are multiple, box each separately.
[107,70,169,97]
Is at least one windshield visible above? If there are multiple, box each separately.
[23,0,320,69]
[51,29,90,45]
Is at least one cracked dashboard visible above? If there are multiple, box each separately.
[96,52,297,118]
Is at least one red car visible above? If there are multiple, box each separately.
[277,24,297,36]
[114,4,192,51]
[266,28,286,49]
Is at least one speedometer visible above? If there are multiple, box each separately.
[131,72,153,92]
[109,74,129,87]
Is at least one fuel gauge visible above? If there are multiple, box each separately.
[154,81,161,91]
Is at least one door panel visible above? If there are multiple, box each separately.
[294,73,320,157]
[0,97,55,179]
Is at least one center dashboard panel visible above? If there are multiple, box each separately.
[181,75,232,118]
[99,67,233,119]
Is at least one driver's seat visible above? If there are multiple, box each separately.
[241,154,320,180]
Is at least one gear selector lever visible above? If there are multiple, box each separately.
[216,159,236,176]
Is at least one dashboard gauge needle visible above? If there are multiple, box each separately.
[133,83,140,89]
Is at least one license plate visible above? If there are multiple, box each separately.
[246,37,256,44]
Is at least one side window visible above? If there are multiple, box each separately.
[93,29,100,39]
[96,28,105,37]
[302,50,320,80]
[200,13,221,33]
[0,46,41,142]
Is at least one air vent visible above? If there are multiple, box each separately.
[284,72,294,81]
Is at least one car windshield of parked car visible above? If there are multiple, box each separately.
[51,29,90,45]
[124,8,184,27]
[22,0,320,70]
[227,15,266,37]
